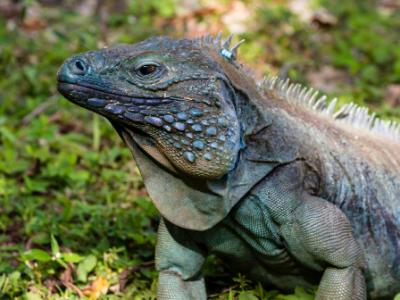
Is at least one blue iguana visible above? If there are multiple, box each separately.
[57,35,400,299]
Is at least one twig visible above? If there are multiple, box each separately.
[22,97,56,125]
[208,284,239,297]
[119,260,155,291]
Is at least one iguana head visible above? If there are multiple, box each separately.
[58,36,242,179]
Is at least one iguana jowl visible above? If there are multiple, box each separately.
[57,35,400,299]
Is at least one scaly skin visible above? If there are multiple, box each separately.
[57,36,400,299]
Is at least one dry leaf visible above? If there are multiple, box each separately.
[82,276,109,300]
[60,265,73,285]
[288,0,313,22]
[221,1,251,34]
[306,66,350,93]
[311,9,338,28]
[386,84,400,107]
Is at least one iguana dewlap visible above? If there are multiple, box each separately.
[57,35,400,299]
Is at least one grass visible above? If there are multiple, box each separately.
[0,0,399,299]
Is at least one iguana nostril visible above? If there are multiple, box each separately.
[71,59,87,75]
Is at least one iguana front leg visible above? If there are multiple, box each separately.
[257,162,366,299]
[282,195,366,300]
[158,271,206,300]
[156,218,206,300]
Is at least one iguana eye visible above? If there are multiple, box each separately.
[137,64,158,76]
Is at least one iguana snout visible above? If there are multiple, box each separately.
[57,37,241,179]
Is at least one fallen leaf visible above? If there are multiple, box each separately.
[22,18,47,31]
[306,66,350,93]
[21,2,47,31]
[60,264,73,285]
[43,278,57,294]
[288,0,313,22]
[82,276,109,300]
[311,9,338,28]
[0,0,22,19]
[378,0,400,15]
[221,1,251,34]
[385,84,400,107]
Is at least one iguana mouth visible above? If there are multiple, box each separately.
[57,82,172,107]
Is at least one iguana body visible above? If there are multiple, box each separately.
[57,35,400,299]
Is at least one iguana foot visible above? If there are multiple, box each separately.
[316,266,366,300]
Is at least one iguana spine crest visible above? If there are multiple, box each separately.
[260,75,400,142]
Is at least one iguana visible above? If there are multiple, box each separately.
[57,35,400,300]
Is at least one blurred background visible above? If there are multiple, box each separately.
[0,0,399,299]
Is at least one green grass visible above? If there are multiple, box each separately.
[0,0,399,299]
